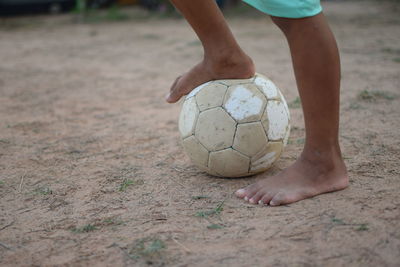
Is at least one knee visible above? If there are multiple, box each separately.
[270,16,295,36]
[272,13,324,38]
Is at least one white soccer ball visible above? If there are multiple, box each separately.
[178,73,291,178]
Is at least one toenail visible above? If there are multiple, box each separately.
[258,200,263,205]
[244,196,249,201]
[236,189,245,195]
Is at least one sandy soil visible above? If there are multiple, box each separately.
[0,1,399,266]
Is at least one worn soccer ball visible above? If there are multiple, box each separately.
[178,73,291,178]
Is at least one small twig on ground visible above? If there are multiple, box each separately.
[172,166,199,175]
[322,253,348,261]
[19,171,27,192]
[26,229,51,233]
[172,238,191,253]
[0,242,12,250]
[18,208,36,214]
[169,177,185,188]
[0,221,14,232]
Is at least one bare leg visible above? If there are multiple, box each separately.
[165,0,254,103]
[235,13,349,206]
[169,1,348,205]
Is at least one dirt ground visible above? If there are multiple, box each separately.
[0,1,399,266]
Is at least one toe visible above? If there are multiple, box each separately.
[259,192,274,205]
[249,190,266,204]
[166,88,182,103]
[166,91,181,103]
[166,76,182,103]
[170,76,181,91]
[269,192,289,206]
[236,183,260,201]
[235,188,246,198]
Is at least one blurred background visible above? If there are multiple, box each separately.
[0,0,243,17]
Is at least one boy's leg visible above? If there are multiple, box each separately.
[167,0,348,206]
[165,0,254,103]
[235,13,349,206]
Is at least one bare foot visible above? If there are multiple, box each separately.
[166,52,255,103]
[235,149,349,206]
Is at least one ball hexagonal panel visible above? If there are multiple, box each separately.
[186,81,212,99]
[254,74,279,100]
[233,122,268,157]
[250,141,283,173]
[223,84,267,123]
[209,148,250,177]
[179,97,199,139]
[182,135,209,168]
[195,82,227,111]
[195,107,236,152]
[263,100,289,141]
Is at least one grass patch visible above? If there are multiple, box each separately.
[331,217,346,225]
[207,223,224,229]
[0,180,4,185]
[34,186,52,195]
[356,223,369,231]
[129,238,166,260]
[358,90,396,101]
[348,102,363,110]
[103,217,124,226]
[106,5,130,21]
[71,224,96,233]
[73,2,131,23]
[118,178,134,192]
[140,33,162,40]
[195,200,225,218]
[392,57,400,63]
[296,138,305,145]
[186,40,201,47]
[143,239,165,253]
[331,217,369,231]
[287,138,305,145]
[288,97,302,108]
[381,47,400,55]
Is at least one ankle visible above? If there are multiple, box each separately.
[204,50,255,78]
[300,145,344,170]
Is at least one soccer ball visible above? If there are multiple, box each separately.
[178,73,291,177]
